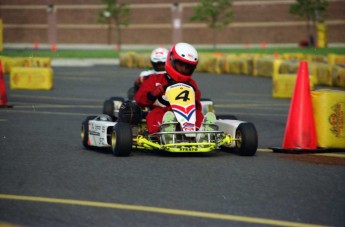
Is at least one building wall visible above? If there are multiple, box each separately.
[0,0,344,46]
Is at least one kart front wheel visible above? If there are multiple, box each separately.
[111,122,132,157]
[235,123,258,156]
[81,116,96,149]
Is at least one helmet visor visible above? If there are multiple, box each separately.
[152,61,165,72]
[172,59,196,76]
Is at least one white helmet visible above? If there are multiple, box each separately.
[165,42,198,82]
[150,47,168,63]
[150,47,168,72]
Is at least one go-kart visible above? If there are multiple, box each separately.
[81,83,258,156]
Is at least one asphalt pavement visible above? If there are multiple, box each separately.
[0,64,344,227]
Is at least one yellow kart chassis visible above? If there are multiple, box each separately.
[133,132,235,153]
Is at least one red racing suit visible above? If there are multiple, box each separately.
[135,73,204,134]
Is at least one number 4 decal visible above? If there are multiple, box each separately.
[175,90,190,101]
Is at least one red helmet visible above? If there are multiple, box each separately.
[165,42,198,83]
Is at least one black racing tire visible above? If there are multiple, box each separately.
[103,99,114,117]
[109,96,126,102]
[216,114,238,120]
[127,87,136,100]
[103,97,125,120]
[235,123,258,156]
[111,122,132,157]
[81,116,97,149]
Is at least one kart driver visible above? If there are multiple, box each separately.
[133,47,169,93]
[135,42,204,134]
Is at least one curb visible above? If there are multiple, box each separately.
[52,58,119,67]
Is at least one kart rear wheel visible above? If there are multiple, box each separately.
[127,86,136,100]
[103,97,125,120]
[81,116,96,149]
[235,123,258,156]
[103,99,114,117]
[111,122,132,157]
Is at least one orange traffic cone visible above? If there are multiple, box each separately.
[274,51,279,59]
[272,61,318,153]
[0,60,9,108]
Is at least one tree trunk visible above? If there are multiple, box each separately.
[307,15,315,47]
[107,19,111,45]
[212,29,217,50]
[115,21,121,52]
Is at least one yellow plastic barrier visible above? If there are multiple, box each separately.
[272,73,314,98]
[137,54,151,68]
[227,56,240,75]
[0,57,52,73]
[238,57,250,75]
[312,90,345,149]
[119,53,127,67]
[119,52,137,68]
[255,58,274,77]
[278,61,299,74]
[251,55,263,76]
[316,63,333,86]
[305,54,326,63]
[134,53,142,68]
[332,65,345,88]
[317,23,327,48]
[117,51,341,89]
[207,55,223,74]
[23,57,51,67]
[220,54,236,74]
[328,54,345,65]
[196,53,213,73]
[272,60,316,98]
[278,61,290,74]
[12,58,26,68]
[10,67,54,90]
[282,53,305,61]
[0,56,14,74]
[272,74,297,98]
[127,52,138,68]
[238,53,261,59]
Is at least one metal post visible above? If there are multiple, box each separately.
[171,3,182,44]
[47,4,57,46]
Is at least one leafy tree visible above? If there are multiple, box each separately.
[289,0,328,47]
[98,0,130,51]
[190,0,233,50]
